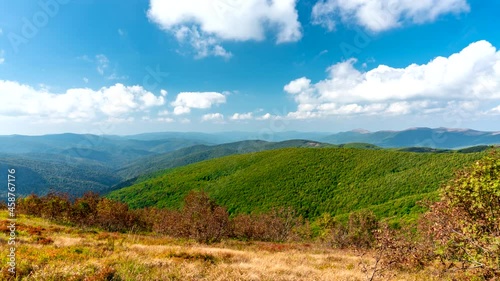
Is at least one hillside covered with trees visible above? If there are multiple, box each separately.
[108,147,486,221]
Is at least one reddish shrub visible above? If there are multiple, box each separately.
[232,207,298,242]
[180,191,230,243]
[70,192,100,227]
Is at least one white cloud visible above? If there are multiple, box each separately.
[95,54,109,75]
[107,73,129,80]
[284,40,500,119]
[157,117,175,123]
[230,112,253,120]
[0,81,166,121]
[173,106,191,115]
[175,26,232,59]
[256,113,276,120]
[201,113,225,122]
[312,0,470,32]
[171,92,226,115]
[283,77,311,94]
[92,54,127,80]
[148,0,302,58]
[158,110,170,116]
[489,105,500,115]
[105,117,135,124]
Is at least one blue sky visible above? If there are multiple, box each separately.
[0,0,499,135]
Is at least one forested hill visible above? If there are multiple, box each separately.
[108,147,486,221]
[117,139,331,180]
[0,138,330,196]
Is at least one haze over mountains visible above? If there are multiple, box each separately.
[0,127,498,198]
[322,127,500,148]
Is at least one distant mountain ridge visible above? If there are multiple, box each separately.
[1,128,498,152]
[321,127,500,149]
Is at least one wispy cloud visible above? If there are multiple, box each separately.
[312,0,470,32]
[95,54,109,75]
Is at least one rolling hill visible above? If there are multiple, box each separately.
[0,133,211,167]
[107,147,487,221]
[0,153,122,197]
[117,139,331,180]
[0,138,331,196]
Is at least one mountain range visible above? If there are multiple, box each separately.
[0,127,498,197]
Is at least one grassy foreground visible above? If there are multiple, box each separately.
[1,211,454,281]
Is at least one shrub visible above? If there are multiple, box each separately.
[347,210,379,249]
[96,198,135,232]
[380,151,500,278]
[70,192,100,227]
[40,192,72,222]
[375,223,435,271]
[148,207,184,237]
[180,191,230,243]
[423,151,500,278]
[17,194,43,216]
[232,207,298,242]
[323,211,379,249]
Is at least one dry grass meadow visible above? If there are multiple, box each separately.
[0,211,452,281]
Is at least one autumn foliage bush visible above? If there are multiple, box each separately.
[232,207,299,242]
[18,192,145,232]
[378,150,500,279]
[320,210,379,249]
[422,151,500,278]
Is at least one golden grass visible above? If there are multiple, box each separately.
[0,212,452,281]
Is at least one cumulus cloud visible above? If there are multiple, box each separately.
[148,0,301,58]
[284,40,500,119]
[230,112,253,120]
[201,113,225,122]
[171,92,226,115]
[256,113,277,120]
[312,0,470,32]
[0,81,166,121]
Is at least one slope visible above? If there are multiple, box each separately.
[116,139,331,180]
[108,147,486,220]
